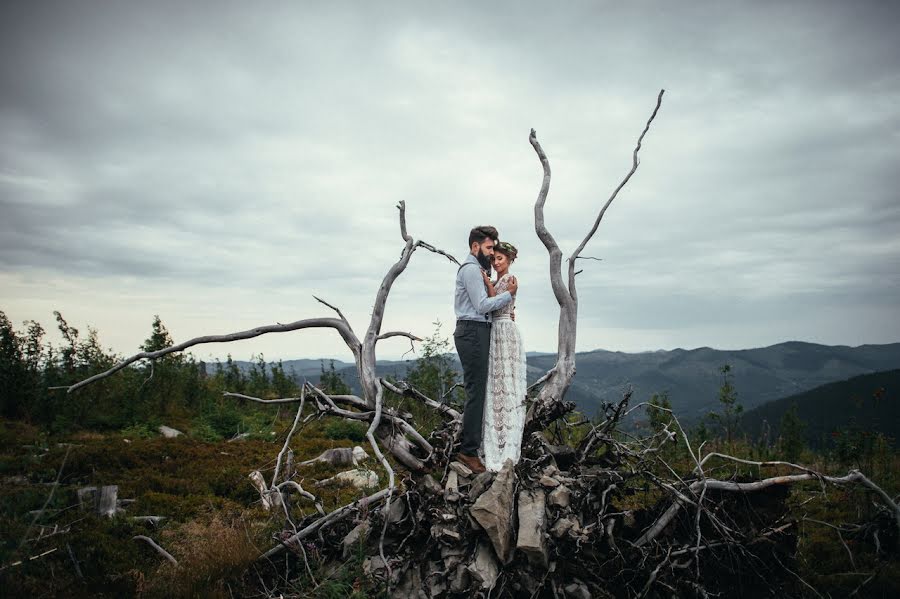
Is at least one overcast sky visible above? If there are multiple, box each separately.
[2,1,899,364]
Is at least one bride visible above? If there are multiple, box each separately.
[480,241,527,472]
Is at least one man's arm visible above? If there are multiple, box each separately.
[462,264,512,314]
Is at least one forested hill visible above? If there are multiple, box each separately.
[231,341,900,421]
[741,369,900,448]
[525,341,900,420]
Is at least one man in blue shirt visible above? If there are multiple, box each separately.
[454,225,518,474]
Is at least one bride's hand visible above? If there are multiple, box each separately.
[506,276,518,295]
[480,269,491,285]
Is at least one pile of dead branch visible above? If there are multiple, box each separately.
[252,385,898,598]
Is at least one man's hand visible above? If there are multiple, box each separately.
[507,276,518,295]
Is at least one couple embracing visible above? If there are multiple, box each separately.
[453,225,527,475]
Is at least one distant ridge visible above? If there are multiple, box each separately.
[742,369,900,447]
[220,341,900,420]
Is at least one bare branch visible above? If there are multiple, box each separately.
[381,378,461,421]
[64,317,360,394]
[529,128,569,309]
[262,488,390,559]
[312,295,351,325]
[223,392,305,404]
[272,388,307,488]
[636,469,900,547]
[568,89,665,294]
[367,379,395,585]
[397,200,411,242]
[133,535,178,566]
[526,367,556,393]
[415,240,459,265]
[376,331,422,342]
[20,444,71,550]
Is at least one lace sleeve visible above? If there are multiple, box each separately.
[491,274,516,317]
[494,275,509,294]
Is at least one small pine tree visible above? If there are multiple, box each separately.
[646,391,673,435]
[319,360,351,395]
[707,364,743,449]
[779,402,806,462]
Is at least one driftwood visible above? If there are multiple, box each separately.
[60,91,900,597]
[299,446,369,467]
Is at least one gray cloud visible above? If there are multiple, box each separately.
[2,0,899,360]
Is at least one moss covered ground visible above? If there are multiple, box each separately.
[0,417,385,598]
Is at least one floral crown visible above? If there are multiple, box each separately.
[496,241,518,258]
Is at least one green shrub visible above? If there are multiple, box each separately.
[323,419,367,442]
[190,420,223,442]
[121,422,157,439]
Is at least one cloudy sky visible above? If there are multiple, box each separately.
[2,1,898,364]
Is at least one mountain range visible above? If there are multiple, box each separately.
[224,341,900,423]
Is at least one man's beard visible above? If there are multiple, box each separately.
[476,249,492,271]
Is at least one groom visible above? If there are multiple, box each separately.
[454,225,518,474]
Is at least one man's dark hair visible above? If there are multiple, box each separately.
[468,225,499,248]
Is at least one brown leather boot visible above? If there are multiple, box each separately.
[456,453,486,474]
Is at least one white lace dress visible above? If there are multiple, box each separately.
[482,274,527,472]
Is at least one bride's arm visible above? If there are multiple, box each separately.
[481,270,497,297]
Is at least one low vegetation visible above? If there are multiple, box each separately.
[1,311,898,596]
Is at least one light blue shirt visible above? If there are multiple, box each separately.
[454,254,513,322]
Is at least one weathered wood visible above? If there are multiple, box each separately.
[133,535,178,566]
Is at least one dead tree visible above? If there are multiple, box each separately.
[63,90,900,598]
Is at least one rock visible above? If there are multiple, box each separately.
[539,475,560,488]
[440,545,467,560]
[392,566,427,599]
[445,470,459,493]
[542,463,560,477]
[517,489,548,567]
[467,542,500,590]
[341,521,370,558]
[363,555,387,576]
[470,459,516,563]
[449,461,473,477]
[564,580,592,599]
[468,471,494,501]
[548,485,571,508]
[316,469,379,489]
[422,474,443,495]
[449,563,470,593]
[427,574,447,597]
[550,516,580,538]
[385,497,406,524]
[158,425,182,438]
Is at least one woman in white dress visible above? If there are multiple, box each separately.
[480,241,527,472]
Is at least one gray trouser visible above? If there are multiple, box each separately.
[454,319,491,456]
